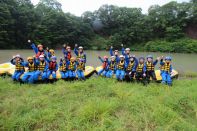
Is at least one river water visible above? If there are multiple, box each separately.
[0,50,196,74]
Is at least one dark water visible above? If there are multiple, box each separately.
[0,50,197,73]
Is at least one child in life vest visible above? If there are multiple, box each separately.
[116,55,126,81]
[67,57,77,79]
[74,44,86,63]
[59,58,68,79]
[125,55,137,81]
[22,56,37,83]
[98,56,109,77]
[10,54,25,81]
[135,57,147,85]
[29,40,46,58]
[121,44,130,64]
[46,56,58,80]
[109,46,120,63]
[62,44,72,61]
[160,56,173,86]
[106,56,116,78]
[76,58,86,80]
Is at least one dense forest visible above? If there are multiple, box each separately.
[0,0,197,53]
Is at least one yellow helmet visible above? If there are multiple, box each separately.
[70,57,75,61]
[27,57,33,61]
[49,49,55,54]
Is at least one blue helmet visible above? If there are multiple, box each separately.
[165,56,172,61]
[51,56,57,60]
[146,55,153,59]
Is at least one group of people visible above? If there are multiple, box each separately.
[98,44,173,86]
[11,41,86,83]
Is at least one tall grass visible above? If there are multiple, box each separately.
[0,77,197,130]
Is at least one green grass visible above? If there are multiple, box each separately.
[0,77,197,130]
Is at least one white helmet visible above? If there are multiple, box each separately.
[125,48,130,51]
[15,54,21,58]
[78,46,83,49]
[111,56,115,59]
[119,55,124,58]
[39,55,44,58]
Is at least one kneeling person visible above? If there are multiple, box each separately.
[59,58,68,79]
[106,56,116,78]
[67,57,77,79]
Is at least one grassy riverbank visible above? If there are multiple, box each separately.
[0,77,197,130]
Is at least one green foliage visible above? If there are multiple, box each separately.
[0,77,197,130]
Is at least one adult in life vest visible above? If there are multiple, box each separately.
[135,57,147,85]
[74,44,87,63]
[62,44,72,61]
[160,56,173,86]
[98,56,109,77]
[10,54,25,81]
[116,55,126,81]
[59,57,68,79]
[76,58,86,80]
[121,44,131,64]
[125,55,138,81]
[21,56,37,83]
[29,40,47,59]
[34,55,48,81]
[46,56,58,80]
[106,56,116,78]
[144,55,160,82]
[67,57,77,79]
[109,46,120,63]
[46,47,55,59]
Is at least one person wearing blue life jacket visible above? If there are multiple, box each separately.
[144,55,160,83]
[121,44,131,64]
[160,56,173,86]
[10,54,25,81]
[34,55,48,81]
[109,46,120,63]
[106,56,116,78]
[46,47,55,59]
[67,57,77,79]
[116,55,126,81]
[98,56,109,77]
[125,55,138,81]
[76,58,86,80]
[74,44,86,63]
[135,57,147,85]
[59,58,68,79]
[62,44,72,61]
[46,56,58,80]
[28,40,47,59]
[21,57,37,83]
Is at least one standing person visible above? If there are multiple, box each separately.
[62,44,72,61]
[125,55,137,82]
[59,58,68,79]
[106,56,116,78]
[160,56,173,86]
[67,57,77,80]
[76,58,86,80]
[135,57,147,85]
[109,46,120,63]
[10,55,25,81]
[121,44,130,64]
[46,56,58,81]
[34,55,48,81]
[74,44,87,63]
[144,55,159,83]
[98,56,109,77]
[29,40,47,58]
[116,55,126,81]
[21,57,37,84]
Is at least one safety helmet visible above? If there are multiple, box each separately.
[70,57,75,61]
[51,56,57,60]
[15,54,21,58]
[125,48,130,51]
[37,44,43,48]
[114,50,119,52]
[147,55,153,59]
[49,49,54,53]
[110,56,115,59]
[129,55,135,58]
[39,55,44,58]
[66,46,71,49]
[80,58,85,62]
[119,55,124,58]
[103,56,108,59]
[139,57,145,60]
[27,57,33,61]
[78,46,83,49]
[165,56,172,61]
